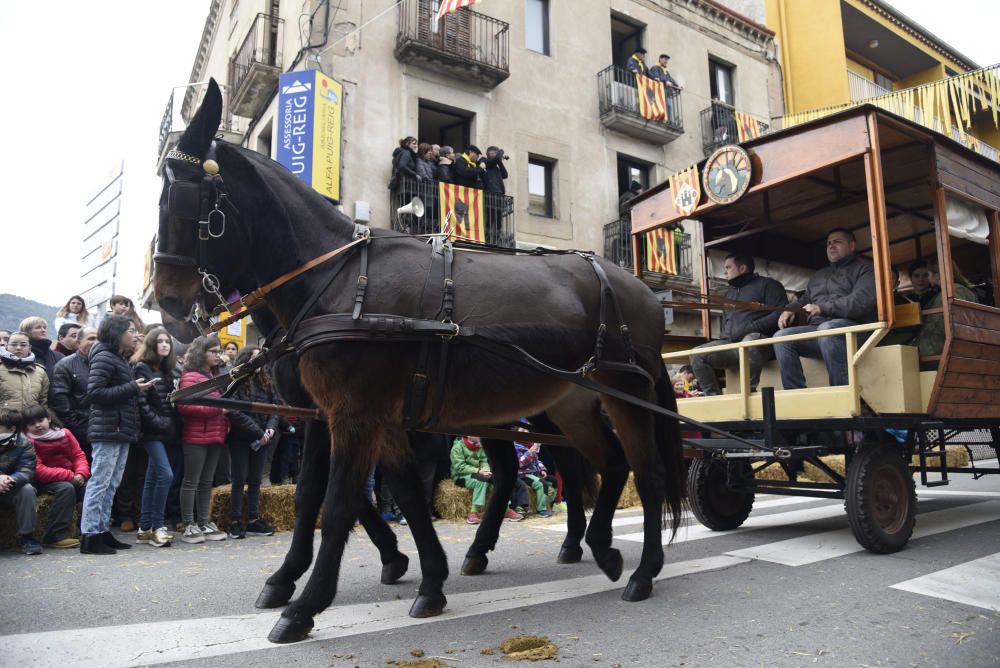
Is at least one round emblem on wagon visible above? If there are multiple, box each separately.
[702,145,752,205]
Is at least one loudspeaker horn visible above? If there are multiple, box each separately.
[397,197,425,218]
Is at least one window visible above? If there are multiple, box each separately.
[418,100,473,151]
[528,157,554,217]
[874,71,894,91]
[610,14,644,70]
[616,155,651,200]
[709,59,735,105]
[525,0,549,55]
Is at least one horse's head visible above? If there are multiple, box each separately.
[154,78,252,342]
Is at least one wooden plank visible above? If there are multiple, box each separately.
[953,323,1000,346]
[950,302,1000,330]
[935,144,1000,211]
[947,356,1000,375]
[933,402,1000,419]
[939,388,1000,405]
[941,373,1000,390]
[949,339,1000,363]
[895,302,921,328]
[864,114,894,328]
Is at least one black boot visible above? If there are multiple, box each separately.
[102,531,131,550]
[80,534,116,555]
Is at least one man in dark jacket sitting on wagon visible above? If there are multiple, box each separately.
[690,253,788,395]
[772,227,877,389]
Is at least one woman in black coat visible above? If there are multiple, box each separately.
[79,315,156,555]
[131,327,179,547]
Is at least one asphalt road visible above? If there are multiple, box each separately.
[2,467,999,667]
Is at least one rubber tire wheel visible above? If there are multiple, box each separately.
[687,458,755,531]
[845,442,916,554]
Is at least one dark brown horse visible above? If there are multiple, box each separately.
[154,79,683,644]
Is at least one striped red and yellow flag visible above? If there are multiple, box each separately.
[439,182,486,243]
[436,0,483,20]
[668,165,700,217]
[645,227,677,275]
[634,72,666,122]
[734,111,762,142]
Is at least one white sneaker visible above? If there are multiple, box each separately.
[200,522,227,541]
[181,524,205,544]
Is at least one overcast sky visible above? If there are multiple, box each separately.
[0,0,996,311]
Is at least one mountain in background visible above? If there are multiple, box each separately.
[0,294,59,331]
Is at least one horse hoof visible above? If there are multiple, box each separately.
[409,592,447,618]
[621,577,653,602]
[255,582,296,609]
[556,545,583,564]
[461,554,489,576]
[267,614,313,644]
[381,552,410,585]
[596,548,623,582]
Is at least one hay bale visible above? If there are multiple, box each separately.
[0,493,80,552]
[209,484,299,531]
[754,463,789,481]
[431,481,554,520]
[615,473,640,509]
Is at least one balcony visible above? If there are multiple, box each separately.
[156,83,244,174]
[395,0,509,89]
[847,69,891,102]
[597,65,684,144]
[602,216,692,281]
[390,176,516,248]
[700,102,769,156]
[228,13,284,119]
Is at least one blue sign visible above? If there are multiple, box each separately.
[276,70,343,201]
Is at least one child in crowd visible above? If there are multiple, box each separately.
[0,409,43,554]
[22,405,88,549]
[450,436,522,524]
[514,440,555,518]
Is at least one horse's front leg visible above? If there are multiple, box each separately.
[381,428,449,617]
[357,495,409,584]
[461,439,517,575]
[267,428,370,644]
[546,446,587,564]
[256,419,329,609]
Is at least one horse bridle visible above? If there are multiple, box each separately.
[156,144,242,323]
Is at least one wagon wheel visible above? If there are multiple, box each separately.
[845,442,916,553]
[687,458,755,531]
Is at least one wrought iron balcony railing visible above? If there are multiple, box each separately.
[700,102,769,155]
[602,216,692,279]
[597,65,684,144]
[390,176,516,248]
[228,13,284,118]
[395,0,509,88]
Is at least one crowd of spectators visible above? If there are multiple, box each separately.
[1,295,567,555]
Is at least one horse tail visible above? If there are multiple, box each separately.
[654,364,686,540]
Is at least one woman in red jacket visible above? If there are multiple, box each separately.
[176,335,229,544]
[22,404,90,548]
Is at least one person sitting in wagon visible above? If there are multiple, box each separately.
[911,260,978,358]
[772,227,876,389]
[690,253,788,395]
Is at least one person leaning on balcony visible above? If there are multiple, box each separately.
[454,145,485,189]
[618,180,644,216]
[415,143,437,181]
[389,136,422,189]
[482,147,508,195]
[626,47,648,76]
[436,146,456,184]
[649,54,680,90]
[772,228,877,389]
[690,253,788,395]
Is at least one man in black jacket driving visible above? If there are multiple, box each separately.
[690,254,787,395]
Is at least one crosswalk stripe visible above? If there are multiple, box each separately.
[919,489,1000,498]
[543,495,818,533]
[725,500,1000,566]
[891,552,1000,612]
[0,555,749,666]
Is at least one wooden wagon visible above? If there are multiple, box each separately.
[630,105,1000,552]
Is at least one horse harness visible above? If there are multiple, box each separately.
[162,149,773,454]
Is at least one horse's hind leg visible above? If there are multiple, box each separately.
[461,438,517,575]
[268,423,375,644]
[357,499,410,585]
[600,383,667,602]
[381,428,449,617]
[256,420,328,609]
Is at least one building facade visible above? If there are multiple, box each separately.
[156,0,781,337]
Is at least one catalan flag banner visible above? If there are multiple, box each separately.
[436,0,483,19]
[668,165,700,217]
[734,111,762,142]
[645,227,677,275]
[634,72,666,122]
[439,182,486,243]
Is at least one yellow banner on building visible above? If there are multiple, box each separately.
[645,227,677,275]
[735,111,762,142]
[439,182,486,243]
